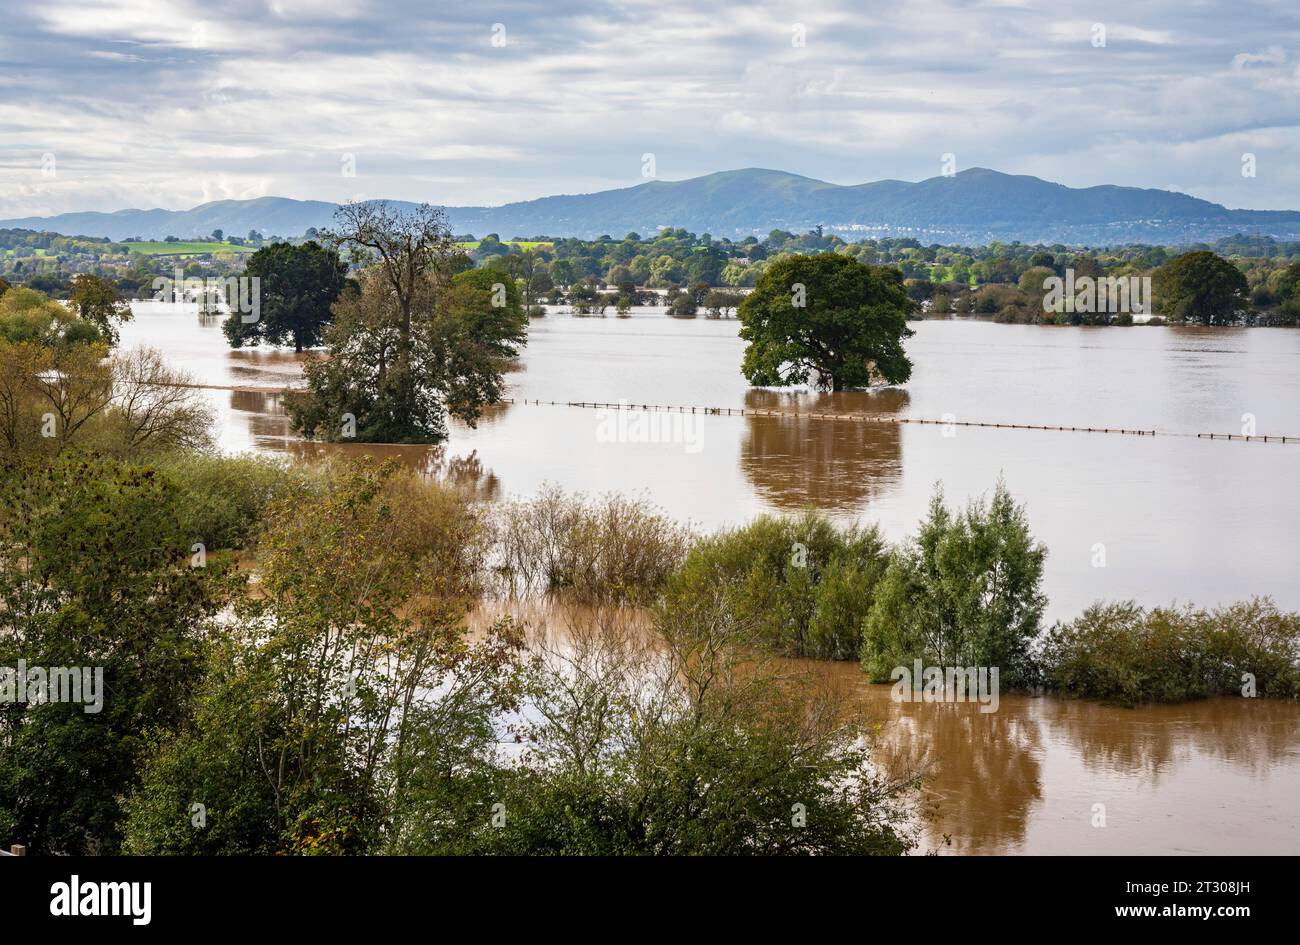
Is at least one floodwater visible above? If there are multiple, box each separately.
[119,302,1300,855]
[811,661,1300,855]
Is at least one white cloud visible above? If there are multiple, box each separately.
[0,0,1296,216]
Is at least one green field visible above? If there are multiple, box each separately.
[456,240,553,251]
[122,240,258,256]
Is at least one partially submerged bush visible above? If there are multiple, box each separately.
[660,511,888,660]
[123,459,501,855]
[492,485,692,604]
[1036,598,1300,706]
[861,483,1046,687]
[421,606,918,855]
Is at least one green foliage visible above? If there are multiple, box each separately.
[222,240,348,351]
[69,273,132,346]
[739,253,915,391]
[861,483,1046,686]
[122,460,514,855]
[1154,250,1250,325]
[1036,598,1300,706]
[661,511,888,660]
[146,451,319,551]
[404,613,917,855]
[287,205,527,443]
[0,454,236,853]
[0,286,100,347]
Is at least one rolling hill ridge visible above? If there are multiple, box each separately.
[4,168,1297,245]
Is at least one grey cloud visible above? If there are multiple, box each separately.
[0,0,1297,216]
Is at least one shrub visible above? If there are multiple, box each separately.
[661,511,888,660]
[429,608,918,855]
[861,483,1046,686]
[148,451,321,552]
[493,485,692,604]
[1036,598,1300,706]
[123,459,503,855]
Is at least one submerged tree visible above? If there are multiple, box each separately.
[738,253,915,391]
[286,203,526,443]
[69,274,132,347]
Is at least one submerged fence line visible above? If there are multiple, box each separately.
[1196,432,1298,443]
[507,398,1300,444]
[56,375,1298,443]
[519,398,1161,436]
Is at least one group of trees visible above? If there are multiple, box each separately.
[662,482,1047,686]
[661,483,1300,704]
[1,452,919,856]
[284,203,529,443]
[923,248,1261,326]
[0,278,208,457]
[9,216,1298,329]
[0,228,253,294]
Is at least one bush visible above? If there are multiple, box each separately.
[148,451,321,552]
[1036,598,1300,706]
[0,454,237,853]
[861,483,1046,686]
[493,485,692,604]
[123,459,502,855]
[661,511,888,660]
[423,609,918,855]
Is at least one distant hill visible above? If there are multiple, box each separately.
[5,168,1299,245]
[0,196,341,245]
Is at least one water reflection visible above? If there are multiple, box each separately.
[793,658,1300,855]
[887,702,1045,854]
[740,388,907,512]
[1053,697,1300,784]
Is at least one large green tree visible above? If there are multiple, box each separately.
[0,455,236,853]
[121,460,520,855]
[1153,250,1249,325]
[222,240,348,352]
[738,253,914,391]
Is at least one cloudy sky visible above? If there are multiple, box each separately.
[1,0,1297,217]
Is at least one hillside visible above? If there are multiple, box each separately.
[4,168,1298,245]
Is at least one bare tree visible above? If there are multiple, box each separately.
[324,202,467,343]
[107,346,215,453]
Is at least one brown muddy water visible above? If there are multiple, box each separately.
[120,302,1300,855]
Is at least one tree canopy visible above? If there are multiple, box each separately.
[222,241,348,351]
[1154,250,1250,325]
[286,203,527,443]
[69,274,132,347]
[738,253,915,391]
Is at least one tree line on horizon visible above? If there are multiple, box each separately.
[4,223,1300,325]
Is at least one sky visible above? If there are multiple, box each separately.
[1,0,1298,217]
